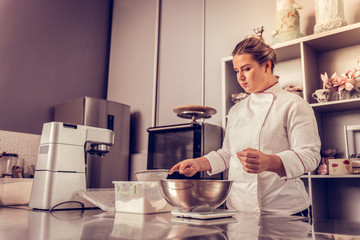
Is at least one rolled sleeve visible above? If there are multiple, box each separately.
[278,100,321,179]
[205,149,230,175]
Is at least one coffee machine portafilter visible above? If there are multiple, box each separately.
[29,122,114,210]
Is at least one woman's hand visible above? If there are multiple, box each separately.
[236,148,285,176]
[170,157,211,177]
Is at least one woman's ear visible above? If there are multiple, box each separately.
[264,60,272,73]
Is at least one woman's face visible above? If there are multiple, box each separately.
[232,53,273,93]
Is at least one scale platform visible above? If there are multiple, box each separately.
[171,215,237,226]
[171,209,237,220]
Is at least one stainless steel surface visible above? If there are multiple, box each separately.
[159,179,233,212]
[54,96,130,187]
[3,206,360,239]
[86,143,110,157]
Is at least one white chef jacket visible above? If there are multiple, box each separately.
[205,83,321,215]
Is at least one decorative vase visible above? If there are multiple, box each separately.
[338,89,351,100]
[331,91,339,101]
[314,0,347,34]
[351,90,360,99]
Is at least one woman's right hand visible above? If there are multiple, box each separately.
[169,157,211,177]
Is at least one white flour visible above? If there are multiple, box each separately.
[114,181,173,213]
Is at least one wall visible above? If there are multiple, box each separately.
[0,0,112,134]
[0,130,40,177]
[203,0,276,127]
[108,0,360,173]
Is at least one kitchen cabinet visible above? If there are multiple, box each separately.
[156,0,204,126]
[221,22,360,222]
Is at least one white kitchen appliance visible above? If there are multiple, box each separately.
[29,122,114,210]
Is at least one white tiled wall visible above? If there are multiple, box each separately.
[0,130,40,176]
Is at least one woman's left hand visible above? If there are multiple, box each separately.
[236,148,285,175]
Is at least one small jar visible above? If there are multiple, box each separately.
[0,152,19,178]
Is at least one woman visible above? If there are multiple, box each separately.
[170,36,321,216]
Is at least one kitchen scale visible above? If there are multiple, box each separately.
[171,217,237,226]
[171,209,237,226]
[171,215,237,226]
[171,209,237,220]
[173,105,217,123]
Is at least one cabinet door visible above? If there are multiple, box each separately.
[157,0,203,126]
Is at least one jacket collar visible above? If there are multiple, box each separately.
[261,82,281,94]
[251,82,281,100]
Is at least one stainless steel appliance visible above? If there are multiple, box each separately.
[29,122,114,210]
[147,122,222,179]
[54,97,130,187]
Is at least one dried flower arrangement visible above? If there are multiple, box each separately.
[283,85,303,92]
[320,57,360,100]
[283,85,303,97]
[231,92,249,104]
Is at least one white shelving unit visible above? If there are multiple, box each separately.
[221,22,360,222]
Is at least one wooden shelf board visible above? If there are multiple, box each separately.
[273,42,301,62]
[302,22,360,52]
[309,174,360,179]
[310,98,360,112]
[301,173,360,179]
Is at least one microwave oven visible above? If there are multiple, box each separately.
[147,122,222,179]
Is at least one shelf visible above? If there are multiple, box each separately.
[302,22,360,52]
[301,173,360,179]
[310,98,360,112]
[272,22,360,60]
[272,41,301,61]
[222,56,232,62]
[309,174,360,179]
[221,22,360,222]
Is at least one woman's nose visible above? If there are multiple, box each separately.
[238,73,245,81]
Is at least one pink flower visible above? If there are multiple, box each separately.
[353,70,360,89]
[339,73,354,91]
[322,72,355,92]
[332,73,343,87]
[321,72,337,91]
[320,57,360,93]
[355,70,360,80]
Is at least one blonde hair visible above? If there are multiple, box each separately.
[232,37,277,72]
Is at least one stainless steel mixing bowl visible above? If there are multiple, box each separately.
[159,179,233,212]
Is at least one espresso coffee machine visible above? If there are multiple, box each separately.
[29,122,114,210]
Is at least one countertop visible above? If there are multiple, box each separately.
[1,206,360,240]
